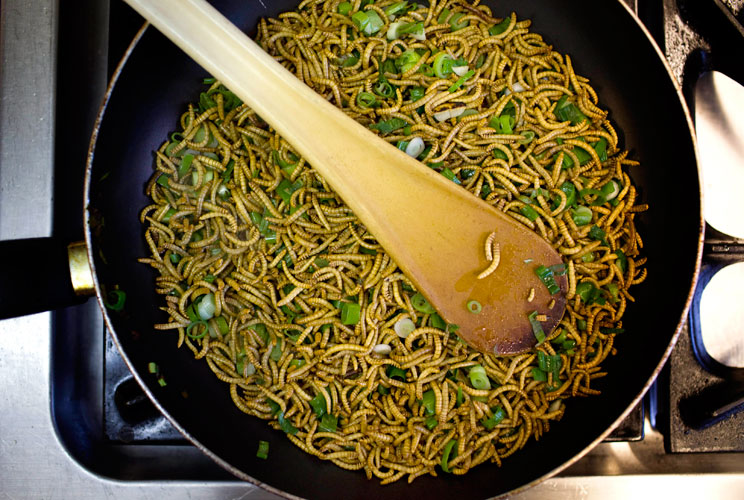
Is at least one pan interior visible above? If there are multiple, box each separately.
[86,1,700,498]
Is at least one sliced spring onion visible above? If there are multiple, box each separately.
[277,411,298,435]
[157,377,167,387]
[572,205,592,226]
[532,367,548,382]
[337,1,352,15]
[433,106,466,122]
[351,10,384,35]
[411,293,436,313]
[196,293,216,320]
[447,11,469,31]
[186,320,208,339]
[518,130,536,144]
[452,65,470,76]
[214,316,229,335]
[528,310,546,344]
[432,52,455,78]
[468,364,491,390]
[549,263,567,276]
[386,20,405,40]
[602,180,620,200]
[488,17,511,36]
[538,351,562,380]
[156,174,170,188]
[575,281,604,305]
[534,265,561,295]
[394,317,416,338]
[147,362,158,374]
[104,289,127,311]
[448,69,475,92]
[404,136,425,157]
[340,302,361,325]
[256,440,270,460]
[421,389,436,415]
[466,300,482,314]
[441,439,458,473]
[356,91,379,108]
[555,95,587,124]
[178,153,194,177]
[373,79,394,98]
[384,1,408,18]
[373,343,392,356]
[395,49,421,73]
[481,405,505,430]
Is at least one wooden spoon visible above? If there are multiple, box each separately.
[124,0,567,354]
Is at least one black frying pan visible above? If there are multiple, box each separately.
[0,0,703,498]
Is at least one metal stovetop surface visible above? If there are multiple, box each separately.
[1,0,744,498]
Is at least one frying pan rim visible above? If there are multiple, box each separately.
[81,1,704,498]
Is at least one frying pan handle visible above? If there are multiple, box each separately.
[0,238,94,320]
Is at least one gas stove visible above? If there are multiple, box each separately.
[1,0,743,498]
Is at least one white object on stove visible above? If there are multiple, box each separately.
[699,261,744,368]
[695,71,744,239]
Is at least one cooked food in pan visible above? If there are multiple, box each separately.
[139,0,648,483]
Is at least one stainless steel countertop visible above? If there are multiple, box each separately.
[1,1,743,498]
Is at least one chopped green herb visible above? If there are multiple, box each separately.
[340,302,361,325]
[309,393,327,417]
[319,413,338,433]
[370,117,408,134]
[441,167,461,184]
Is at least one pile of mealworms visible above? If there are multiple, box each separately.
[138,0,648,484]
